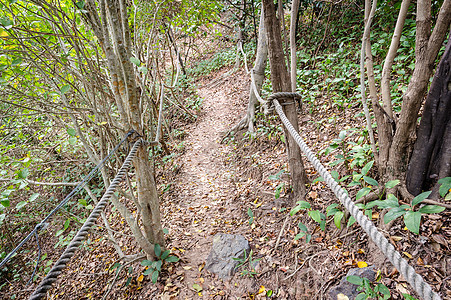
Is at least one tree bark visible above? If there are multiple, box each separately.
[406,32,451,197]
[262,0,307,202]
[386,0,451,181]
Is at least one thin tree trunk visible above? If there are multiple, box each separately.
[263,0,307,202]
[290,0,300,93]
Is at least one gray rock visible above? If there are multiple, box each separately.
[205,233,250,279]
[328,266,376,300]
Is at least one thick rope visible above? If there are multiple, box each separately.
[29,139,143,300]
[0,130,135,270]
[272,97,441,300]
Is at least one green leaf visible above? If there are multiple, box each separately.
[275,183,284,199]
[161,250,170,260]
[130,57,141,66]
[412,191,431,206]
[309,210,321,223]
[418,205,445,214]
[404,211,421,234]
[18,168,29,179]
[346,275,364,285]
[143,268,153,275]
[79,198,87,206]
[355,293,368,300]
[155,260,162,271]
[438,177,451,197]
[377,283,391,298]
[313,176,324,184]
[60,85,70,94]
[68,137,77,145]
[331,170,339,181]
[339,130,347,140]
[138,66,148,74]
[29,193,39,201]
[347,216,356,227]
[67,128,76,137]
[366,194,399,209]
[298,222,308,232]
[402,294,417,300]
[16,201,27,210]
[385,180,400,189]
[384,206,408,224]
[290,201,311,216]
[75,1,85,9]
[363,176,378,187]
[295,232,306,240]
[165,256,179,262]
[151,270,159,283]
[11,58,22,66]
[361,160,374,175]
[141,259,153,266]
[163,228,169,234]
[154,244,161,257]
[356,187,371,200]
[334,211,344,229]
[192,283,202,292]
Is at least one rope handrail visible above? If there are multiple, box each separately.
[271,95,441,300]
[0,130,135,270]
[29,138,143,300]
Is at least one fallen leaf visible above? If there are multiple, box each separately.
[390,236,403,242]
[183,266,192,270]
[137,274,144,282]
[192,283,202,292]
[199,262,205,272]
[403,252,413,259]
[357,261,368,268]
[337,294,350,300]
[396,283,409,294]
[258,285,266,294]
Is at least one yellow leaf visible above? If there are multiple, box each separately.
[258,285,266,294]
[183,266,192,270]
[337,294,350,300]
[0,29,8,37]
[137,274,144,282]
[403,252,413,259]
[256,202,263,208]
[357,261,368,268]
[357,248,365,254]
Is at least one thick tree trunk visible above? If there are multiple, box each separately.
[385,0,451,181]
[262,0,307,202]
[406,32,451,197]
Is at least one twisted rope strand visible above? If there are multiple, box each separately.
[272,97,440,300]
[29,139,143,300]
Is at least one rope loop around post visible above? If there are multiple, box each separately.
[270,94,441,300]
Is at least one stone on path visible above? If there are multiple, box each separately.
[205,233,250,279]
[328,266,376,300]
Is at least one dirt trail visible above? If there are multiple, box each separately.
[165,70,251,298]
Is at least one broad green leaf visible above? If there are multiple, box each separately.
[384,206,408,224]
[363,176,378,187]
[347,216,356,227]
[130,57,141,66]
[402,294,417,300]
[75,1,85,9]
[294,232,306,240]
[143,268,153,275]
[437,177,451,197]
[165,256,179,262]
[68,137,77,145]
[163,228,169,234]
[29,193,39,201]
[346,275,364,285]
[404,211,421,234]
[160,250,170,260]
[412,191,431,206]
[67,128,76,137]
[298,222,308,232]
[331,170,339,181]
[355,293,368,300]
[16,201,27,210]
[138,66,148,74]
[151,270,159,283]
[309,210,321,223]
[192,283,202,292]
[155,260,162,271]
[334,211,344,229]
[377,283,390,298]
[290,201,311,216]
[141,260,153,266]
[339,130,347,140]
[11,58,22,66]
[385,180,400,189]
[60,85,70,94]
[366,194,399,209]
[418,205,445,214]
[312,176,324,184]
[18,168,29,179]
[356,187,371,200]
[361,160,374,175]
[79,199,87,206]
[154,244,161,257]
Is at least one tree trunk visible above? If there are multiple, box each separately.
[406,32,451,197]
[262,0,307,202]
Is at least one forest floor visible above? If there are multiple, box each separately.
[6,65,450,300]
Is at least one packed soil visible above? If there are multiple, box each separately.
[4,66,450,300]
